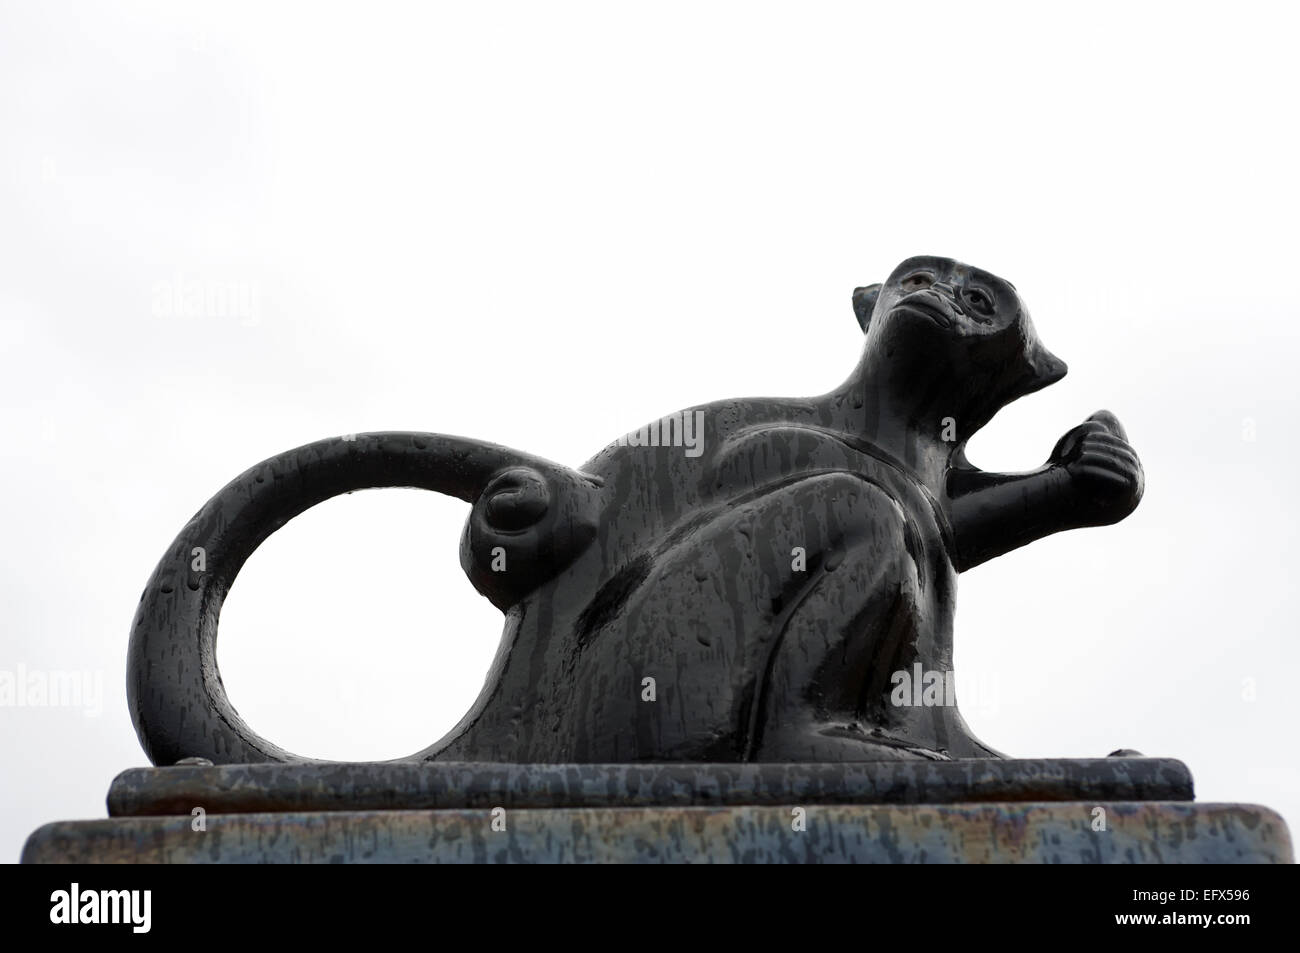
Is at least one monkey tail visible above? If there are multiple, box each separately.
[126,432,562,766]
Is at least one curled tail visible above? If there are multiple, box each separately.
[127,432,601,766]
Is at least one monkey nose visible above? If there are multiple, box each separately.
[932,281,956,298]
[1030,346,1068,387]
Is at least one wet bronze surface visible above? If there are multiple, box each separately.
[126,257,1144,766]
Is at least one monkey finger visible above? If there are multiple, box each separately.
[1080,432,1135,454]
[1071,420,1112,437]
[1087,410,1128,441]
[1075,451,1138,476]
[1077,440,1139,467]
[1072,463,1135,489]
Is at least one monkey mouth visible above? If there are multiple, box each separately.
[895,292,960,329]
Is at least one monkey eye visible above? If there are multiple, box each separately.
[902,272,935,291]
[963,287,995,317]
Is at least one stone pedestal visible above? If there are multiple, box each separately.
[22,759,1293,864]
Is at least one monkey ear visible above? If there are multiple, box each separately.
[852,283,882,333]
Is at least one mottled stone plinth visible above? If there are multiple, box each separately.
[21,760,1294,864]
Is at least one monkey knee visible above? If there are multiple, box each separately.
[462,466,603,610]
[480,467,551,531]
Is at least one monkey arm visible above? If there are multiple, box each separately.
[945,465,1076,572]
[946,411,1144,572]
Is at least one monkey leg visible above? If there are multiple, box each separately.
[558,469,989,761]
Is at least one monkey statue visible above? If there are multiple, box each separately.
[128,256,1143,765]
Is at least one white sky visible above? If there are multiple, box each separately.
[2,0,1297,861]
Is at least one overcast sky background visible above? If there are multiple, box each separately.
[2,1,1297,862]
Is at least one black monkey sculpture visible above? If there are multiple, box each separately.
[127,256,1144,766]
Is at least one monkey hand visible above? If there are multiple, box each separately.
[1048,410,1144,527]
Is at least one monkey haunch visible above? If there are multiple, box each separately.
[128,256,1143,766]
